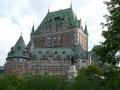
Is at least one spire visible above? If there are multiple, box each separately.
[70,0,72,8]
[21,32,22,36]
[84,24,88,35]
[78,19,81,27]
[48,6,50,13]
[31,24,34,35]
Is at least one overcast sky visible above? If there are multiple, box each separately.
[0,0,109,66]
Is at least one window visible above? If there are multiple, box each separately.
[66,55,70,58]
[56,72,61,76]
[39,51,42,54]
[17,59,19,61]
[82,61,86,63]
[63,51,65,54]
[55,51,57,54]
[11,51,15,55]
[42,55,46,58]
[48,60,52,63]
[46,51,49,54]
[24,52,27,56]
[32,65,35,69]
[17,46,21,50]
[57,55,60,58]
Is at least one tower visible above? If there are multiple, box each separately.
[30,7,88,51]
[27,7,89,75]
[5,35,29,76]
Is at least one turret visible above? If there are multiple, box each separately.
[6,35,29,60]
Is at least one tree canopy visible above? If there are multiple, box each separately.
[1,65,120,90]
[94,0,120,65]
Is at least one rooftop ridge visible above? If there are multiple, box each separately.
[33,7,81,35]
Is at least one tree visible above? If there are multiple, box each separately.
[102,65,120,90]
[74,65,103,90]
[0,74,25,90]
[94,0,120,65]
[102,65,120,80]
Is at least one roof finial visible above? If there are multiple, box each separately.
[32,20,34,27]
[48,5,50,13]
[84,23,88,35]
[94,43,95,46]
[70,0,72,8]
[20,27,23,36]
[31,23,34,35]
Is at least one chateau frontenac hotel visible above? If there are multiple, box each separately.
[4,7,90,76]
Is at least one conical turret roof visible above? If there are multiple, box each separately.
[7,35,29,59]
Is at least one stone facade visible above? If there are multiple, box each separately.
[5,7,90,76]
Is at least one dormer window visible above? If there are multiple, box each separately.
[46,51,49,54]
[55,51,57,54]
[66,55,70,58]
[57,55,60,58]
[42,55,46,58]
[24,52,27,56]
[39,51,42,54]
[17,46,21,50]
[11,51,15,56]
[63,51,65,54]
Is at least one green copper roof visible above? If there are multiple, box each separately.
[33,8,81,34]
[92,45,101,51]
[31,47,74,60]
[74,44,87,58]
[7,36,29,59]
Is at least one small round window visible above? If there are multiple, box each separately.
[55,51,57,54]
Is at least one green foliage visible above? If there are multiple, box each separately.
[105,77,120,90]
[75,65,103,90]
[102,65,120,80]
[0,74,26,90]
[102,65,120,90]
[74,71,92,90]
[0,65,120,90]
[94,0,120,65]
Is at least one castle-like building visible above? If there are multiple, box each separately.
[4,7,90,76]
